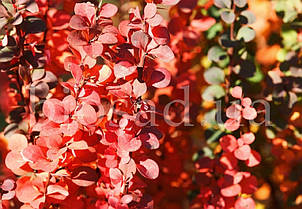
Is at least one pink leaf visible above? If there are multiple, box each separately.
[60,120,79,136]
[242,97,252,107]
[7,134,28,151]
[75,103,97,126]
[246,150,261,167]
[221,184,241,197]
[137,159,159,179]
[1,179,15,191]
[131,31,150,51]
[191,17,216,31]
[241,132,255,145]
[144,3,157,19]
[98,33,118,44]
[43,99,68,123]
[47,184,69,197]
[62,95,76,114]
[70,64,82,84]
[99,3,118,18]
[147,14,163,27]
[83,42,103,58]
[69,15,89,30]
[226,104,242,120]
[149,45,174,62]
[161,0,181,5]
[68,140,89,150]
[109,168,123,186]
[22,145,45,162]
[242,107,257,120]
[234,197,255,209]
[74,2,95,24]
[220,135,238,152]
[231,86,243,99]
[224,118,240,131]
[132,80,147,98]
[234,145,251,161]
[114,61,137,79]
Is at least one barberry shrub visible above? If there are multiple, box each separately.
[0,0,301,209]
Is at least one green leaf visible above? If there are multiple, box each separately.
[221,10,235,24]
[0,46,15,62]
[202,85,225,101]
[204,67,225,84]
[236,26,255,42]
[247,67,264,83]
[207,46,227,62]
[234,0,247,8]
[214,0,231,9]
[281,28,298,49]
[206,23,223,39]
[240,10,256,24]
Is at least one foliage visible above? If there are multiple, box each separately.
[0,0,301,209]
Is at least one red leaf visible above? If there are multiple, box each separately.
[139,132,160,150]
[224,118,240,131]
[7,133,28,151]
[71,166,98,187]
[75,103,97,126]
[220,135,238,152]
[231,86,243,99]
[137,159,159,179]
[221,184,241,197]
[152,26,170,45]
[242,107,257,120]
[150,68,171,88]
[240,175,258,194]
[144,3,157,19]
[69,15,89,30]
[99,3,118,18]
[220,152,238,170]
[246,150,261,167]
[234,197,255,209]
[149,45,174,62]
[234,145,251,161]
